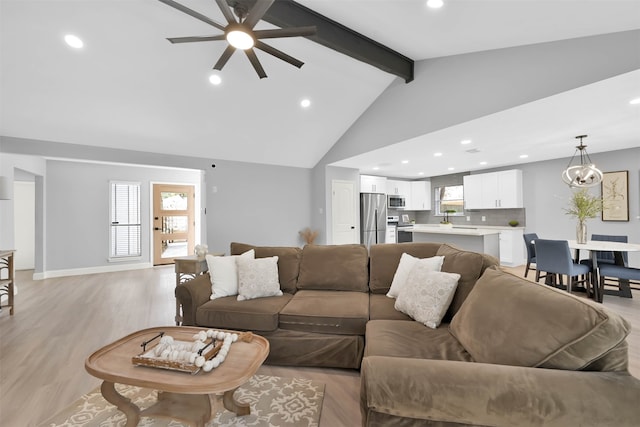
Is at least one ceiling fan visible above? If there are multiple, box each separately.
[158,0,317,78]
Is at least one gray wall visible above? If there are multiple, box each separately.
[313,30,640,243]
[453,148,640,266]
[45,160,201,270]
[1,137,312,274]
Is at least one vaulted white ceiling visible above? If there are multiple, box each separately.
[1,0,639,174]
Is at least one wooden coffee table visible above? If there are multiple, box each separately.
[85,326,269,427]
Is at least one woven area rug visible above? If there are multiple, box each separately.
[40,375,324,427]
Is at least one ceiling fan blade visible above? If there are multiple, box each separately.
[253,26,317,40]
[245,49,267,79]
[213,45,236,70]
[167,35,226,44]
[214,0,236,24]
[243,0,275,29]
[255,40,304,69]
[158,0,226,31]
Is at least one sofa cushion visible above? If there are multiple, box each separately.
[279,290,369,335]
[230,242,301,294]
[436,244,486,321]
[395,270,460,329]
[206,249,254,300]
[236,256,283,301]
[365,320,472,362]
[386,253,444,299]
[297,244,369,292]
[369,243,442,294]
[450,267,631,370]
[369,294,412,321]
[195,293,293,332]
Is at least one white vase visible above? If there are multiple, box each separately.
[576,221,587,244]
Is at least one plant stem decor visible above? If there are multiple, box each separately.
[563,188,603,244]
[441,209,456,225]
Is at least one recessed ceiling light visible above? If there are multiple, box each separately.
[372,166,380,171]
[401,160,409,164]
[426,0,444,9]
[479,161,488,165]
[460,139,472,145]
[300,98,311,108]
[434,152,443,157]
[418,172,424,175]
[209,74,222,85]
[447,167,454,171]
[64,34,84,49]
[519,154,529,159]
[630,97,640,105]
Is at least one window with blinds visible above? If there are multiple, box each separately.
[110,181,141,259]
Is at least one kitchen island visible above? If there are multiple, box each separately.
[409,225,501,260]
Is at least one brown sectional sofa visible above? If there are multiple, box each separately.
[175,241,640,426]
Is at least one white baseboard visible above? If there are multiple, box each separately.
[33,262,154,280]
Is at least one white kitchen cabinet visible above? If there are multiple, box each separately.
[409,181,431,210]
[499,228,525,266]
[463,174,483,209]
[386,179,411,196]
[360,175,387,194]
[463,170,523,209]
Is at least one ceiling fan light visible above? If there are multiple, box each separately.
[226,30,254,50]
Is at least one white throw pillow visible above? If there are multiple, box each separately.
[387,254,444,298]
[236,256,283,301]
[206,249,255,300]
[394,266,460,329]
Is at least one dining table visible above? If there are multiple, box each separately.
[568,239,640,301]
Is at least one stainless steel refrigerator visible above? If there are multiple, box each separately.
[360,193,387,247]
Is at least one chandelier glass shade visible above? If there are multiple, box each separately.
[561,135,603,188]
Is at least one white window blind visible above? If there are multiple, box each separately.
[110,182,141,258]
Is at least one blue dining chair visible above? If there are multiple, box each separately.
[535,239,591,295]
[598,264,640,303]
[522,233,538,278]
[579,234,629,269]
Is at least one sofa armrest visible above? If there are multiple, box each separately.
[361,356,640,427]
[175,273,212,326]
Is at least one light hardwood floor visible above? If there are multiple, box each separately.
[1,265,638,427]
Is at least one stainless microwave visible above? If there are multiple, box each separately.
[388,195,406,209]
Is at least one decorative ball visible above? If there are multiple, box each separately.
[195,356,205,367]
[202,360,214,372]
[211,358,220,368]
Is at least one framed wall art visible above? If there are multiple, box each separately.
[601,170,629,221]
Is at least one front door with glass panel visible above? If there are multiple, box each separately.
[153,184,195,265]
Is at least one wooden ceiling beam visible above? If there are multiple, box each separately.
[262,0,414,83]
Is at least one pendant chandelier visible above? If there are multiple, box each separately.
[561,135,603,188]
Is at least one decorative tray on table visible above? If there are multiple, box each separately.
[132,330,222,374]
[131,329,252,374]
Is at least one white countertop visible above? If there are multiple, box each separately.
[409,225,501,236]
[408,224,524,231]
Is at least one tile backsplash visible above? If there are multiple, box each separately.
[390,208,526,227]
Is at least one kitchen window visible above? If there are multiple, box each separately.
[434,185,464,217]
[109,181,141,260]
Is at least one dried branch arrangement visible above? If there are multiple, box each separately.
[299,227,319,245]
